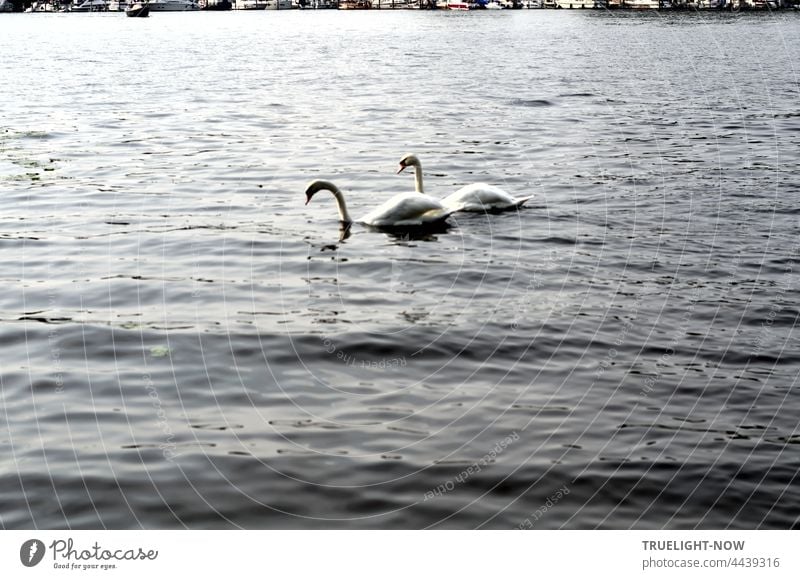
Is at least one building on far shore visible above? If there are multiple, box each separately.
[622,0,660,7]
[3,0,799,9]
[555,0,598,7]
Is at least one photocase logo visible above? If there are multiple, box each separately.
[20,539,45,567]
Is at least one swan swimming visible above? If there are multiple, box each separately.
[304,179,452,228]
[397,153,534,213]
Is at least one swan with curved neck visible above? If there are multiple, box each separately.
[397,153,534,213]
[305,180,353,223]
[397,153,425,193]
[304,179,452,228]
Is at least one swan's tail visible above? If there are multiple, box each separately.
[423,208,456,223]
[514,195,534,208]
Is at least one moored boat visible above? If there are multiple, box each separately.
[147,0,198,9]
[126,0,150,14]
[26,0,64,10]
[555,0,596,6]
[339,0,371,7]
[71,0,110,10]
[201,0,232,8]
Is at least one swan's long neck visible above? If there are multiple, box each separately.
[413,163,424,193]
[330,188,352,224]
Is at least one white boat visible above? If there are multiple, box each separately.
[148,0,199,9]
[71,0,110,10]
[555,0,596,6]
[25,0,62,10]
[264,0,292,7]
[617,0,658,7]
[373,0,414,6]
[108,0,130,9]
[126,0,150,13]
[338,0,371,7]
[446,0,468,7]
[485,0,503,7]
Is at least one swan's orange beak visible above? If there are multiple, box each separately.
[397,164,406,174]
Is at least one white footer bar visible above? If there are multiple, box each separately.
[2,530,796,578]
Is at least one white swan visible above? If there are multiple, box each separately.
[304,180,452,228]
[397,153,533,213]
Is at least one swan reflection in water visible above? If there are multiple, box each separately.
[336,217,452,244]
[313,221,450,259]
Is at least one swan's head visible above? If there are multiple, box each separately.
[304,179,339,205]
[397,153,421,174]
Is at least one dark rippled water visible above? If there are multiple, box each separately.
[1,11,799,529]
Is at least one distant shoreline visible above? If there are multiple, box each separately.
[4,0,799,12]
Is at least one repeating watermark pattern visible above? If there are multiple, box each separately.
[47,291,65,395]
[143,374,180,461]
[639,285,702,399]
[190,243,203,299]
[751,242,798,358]
[595,292,643,381]
[516,484,571,529]
[321,335,407,370]
[509,250,562,330]
[423,431,519,501]
[388,234,414,294]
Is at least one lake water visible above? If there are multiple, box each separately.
[1,10,799,529]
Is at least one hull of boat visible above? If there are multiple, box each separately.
[126,4,150,14]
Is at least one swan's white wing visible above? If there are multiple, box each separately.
[442,183,519,212]
[360,192,451,227]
